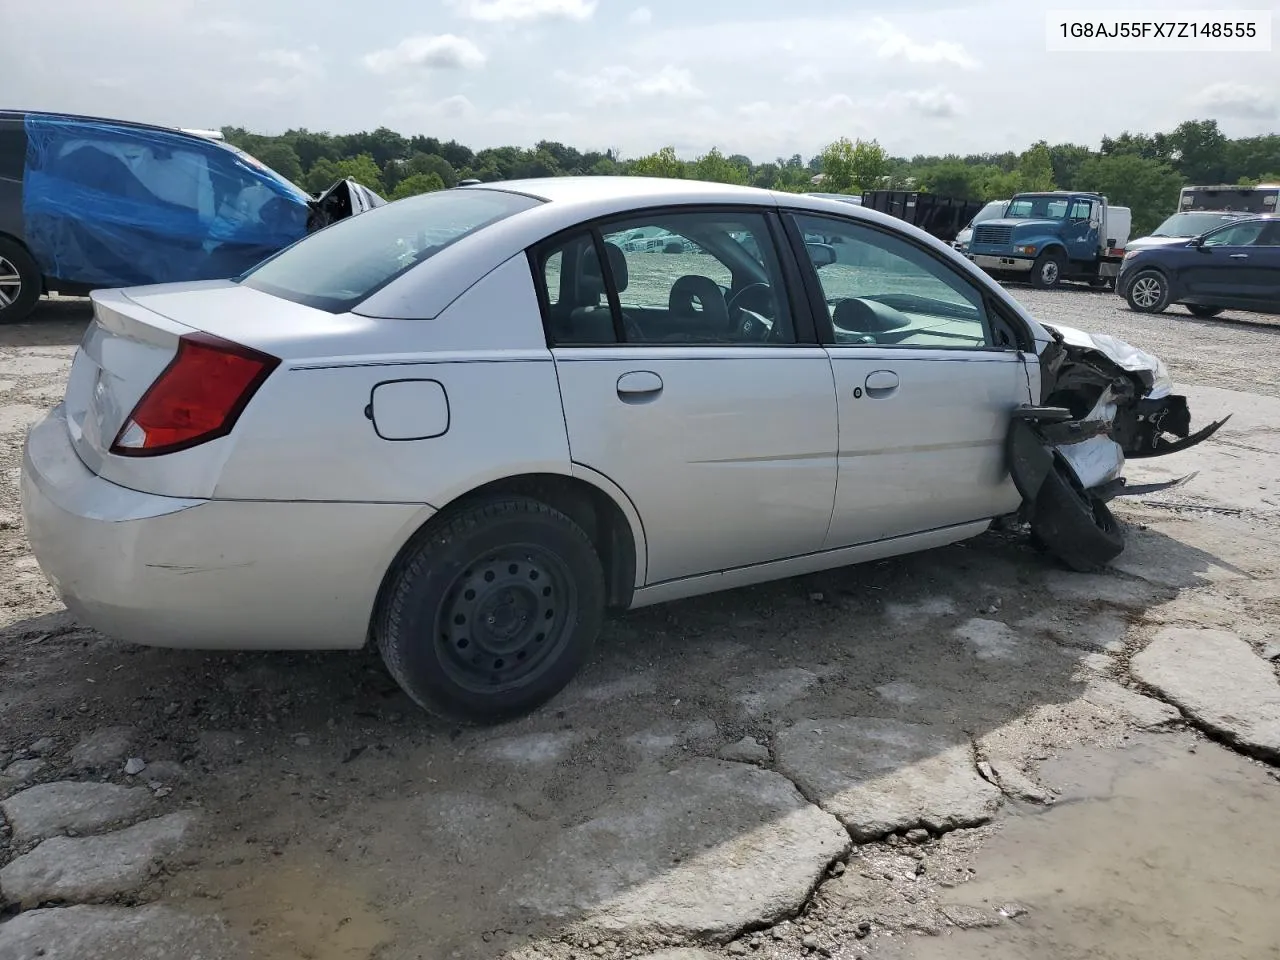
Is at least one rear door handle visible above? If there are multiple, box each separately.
[864,369,899,398]
[617,370,663,404]
[1229,253,1249,259]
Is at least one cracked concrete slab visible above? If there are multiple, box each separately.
[498,758,849,942]
[1,781,154,845]
[774,718,1003,840]
[1081,680,1181,731]
[0,904,245,960]
[1131,628,1280,759]
[0,811,198,908]
[733,667,825,718]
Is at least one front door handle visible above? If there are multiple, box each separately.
[1229,253,1249,260]
[864,369,899,398]
[617,370,663,404]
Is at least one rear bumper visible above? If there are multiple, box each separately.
[970,254,1033,273]
[20,405,431,650]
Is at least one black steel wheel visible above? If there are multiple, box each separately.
[435,545,576,695]
[375,496,605,724]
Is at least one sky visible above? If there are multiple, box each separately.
[4,0,1278,162]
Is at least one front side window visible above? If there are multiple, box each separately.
[533,210,796,346]
[1201,220,1268,247]
[790,212,991,349]
[1068,200,1094,221]
[240,188,541,313]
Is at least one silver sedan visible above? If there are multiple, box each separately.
[19,177,1225,723]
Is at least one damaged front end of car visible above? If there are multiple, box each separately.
[1006,323,1230,571]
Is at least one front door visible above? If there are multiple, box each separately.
[1062,198,1097,262]
[784,211,1032,548]
[533,210,839,586]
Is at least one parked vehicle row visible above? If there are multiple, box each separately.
[0,109,383,324]
[20,177,1223,723]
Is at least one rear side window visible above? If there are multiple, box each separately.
[239,189,542,313]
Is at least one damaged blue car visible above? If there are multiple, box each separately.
[0,110,383,324]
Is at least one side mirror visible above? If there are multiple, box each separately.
[806,242,837,269]
[1193,236,1208,250]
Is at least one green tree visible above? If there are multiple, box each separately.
[819,137,888,193]
[335,154,385,193]
[252,142,304,184]
[1075,154,1183,237]
[1015,141,1057,192]
[688,147,747,184]
[406,152,457,187]
[629,146,685,178]
[915,159,983,199]
[1166,119,1229,183]
[390,172,446,200]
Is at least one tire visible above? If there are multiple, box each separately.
[1030,462,1125,572]
[1029,250,1066,289]
[375,496,606,724]
[1124,269,1170,314]
[1186,304,1223,318]
[0,237,41,325]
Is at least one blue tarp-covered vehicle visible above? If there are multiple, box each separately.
[0,110,383,323]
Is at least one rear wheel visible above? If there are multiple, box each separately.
[1124,269,1170,314]
[1186,304,1224,318]
[0,237,41,325]
[1029,250,1066,289]
[1030,461,1125,572]
[375,496,606,724]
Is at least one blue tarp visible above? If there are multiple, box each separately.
[22,114,312,288]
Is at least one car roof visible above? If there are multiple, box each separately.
[0,108,221,150]
[465,175,779,206]
[355,175,1052,348]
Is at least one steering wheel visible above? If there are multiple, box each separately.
[726,283,772,318]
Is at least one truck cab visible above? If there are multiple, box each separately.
[965,190,1131,289]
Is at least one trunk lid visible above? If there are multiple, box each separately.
[63,289,194,478]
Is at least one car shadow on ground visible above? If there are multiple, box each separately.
[0,520,1240,959]
[0,299,93,349]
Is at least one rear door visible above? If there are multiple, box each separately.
[1182,219,1271,305]
[782,209,1032,548]
[535,207,839,586]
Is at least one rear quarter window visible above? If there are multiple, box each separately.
[238,189,542,313]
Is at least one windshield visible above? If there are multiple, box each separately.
[1005,196,1069,220]
[216,141,312,203]
[1152,212,1246,237]
[239,188,542,313]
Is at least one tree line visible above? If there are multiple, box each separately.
[222,118,1280,236]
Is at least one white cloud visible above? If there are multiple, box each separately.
[628,6,652,25]
[555,64,704,104]
[865,17,979,69]
[1190,82,1276,119]
[451,0,596,22]
[899,87,965,118]
[362,34,487,73]
[259,48,320,75]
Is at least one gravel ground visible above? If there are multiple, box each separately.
[1,285,1279,960]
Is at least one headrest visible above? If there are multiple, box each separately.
[582,241,628,294]
[669,275,729,326]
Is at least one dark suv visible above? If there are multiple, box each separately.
[1116,214,1280,318]
[0,110,382,324]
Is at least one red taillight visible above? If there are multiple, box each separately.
[110,332,279,457]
